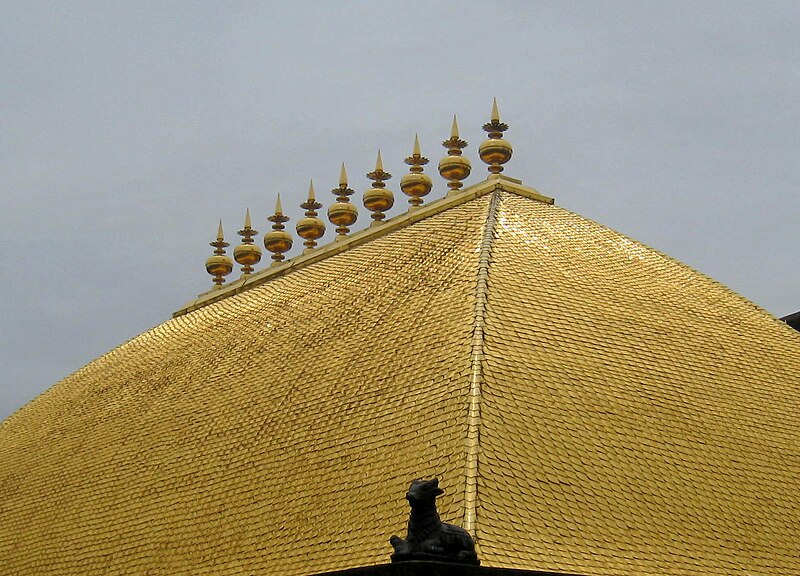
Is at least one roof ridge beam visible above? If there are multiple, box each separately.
[463,189,501,540]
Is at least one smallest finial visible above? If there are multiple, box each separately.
[438,115,471,193]
[328,163,358,239]
[401,134,433,208]
[479,98,513,174]
[206,220,234,288]
[264,195,293,265]
[296,180,326,253]
[234,208,262,276]
[363,150,394,225]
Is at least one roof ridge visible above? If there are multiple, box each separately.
[462,189,501,540]
[175,175,553,317]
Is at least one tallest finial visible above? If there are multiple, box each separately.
[479,98,513,174]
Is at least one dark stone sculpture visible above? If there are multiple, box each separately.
[390,478,479,565]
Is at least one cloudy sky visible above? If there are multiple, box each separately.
[1,1,798,420]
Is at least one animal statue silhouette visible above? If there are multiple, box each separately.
[389,478,479,565]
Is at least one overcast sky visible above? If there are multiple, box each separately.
[2,1,798,421]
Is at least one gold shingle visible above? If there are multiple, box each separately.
[479,191,800,575]
[1,178,799,575]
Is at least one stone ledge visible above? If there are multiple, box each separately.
[310,561,583,576]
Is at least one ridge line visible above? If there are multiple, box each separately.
[463,188,501,538]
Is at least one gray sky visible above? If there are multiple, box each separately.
[2,1,799,421]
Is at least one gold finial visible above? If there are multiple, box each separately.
[327,162,358,239]
[438,115,471,193]
[296,180,326,253]
[234,208,262,276]
[206,220,234,288]
[363,150,394,225]
[400,134,433,208]
[264,194,293,265]
[479,97,513,174]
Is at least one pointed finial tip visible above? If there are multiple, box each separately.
[244,208,252,228]
[413,134,421,155]
[308,179,315,200]
[339,162,348,186]
[491,98,500,122]
[275,194,283,215]
[217,219,224,240]
[375,149,383,171]
[451,115,459,138]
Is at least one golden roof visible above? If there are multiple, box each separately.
[2,120,800,576]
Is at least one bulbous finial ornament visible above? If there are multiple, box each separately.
[400,134,433,208]
[234,208,262,276]
[296,181,326,253]
[438,115,471,193]
[264,195,293,265]
[479,98,512,174]
[363,150,394,225]
[206,220,234,288]
[327,163,358,239]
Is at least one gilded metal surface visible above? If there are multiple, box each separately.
[477,191,800,575]
[479,99,512,174]
[206,220,233,287]
[264,195,293,264]
[234,208,262,276]
[439,116,471,192]
[400,135,433,207]
[0,196,490,576]
[329,163,358,237]
[3,183,800,576]
[363,151,394,224]
[176,175,553,317]
[296,181,326,253]
[462,191,500,538]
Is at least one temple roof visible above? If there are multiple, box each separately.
[2,113,800,576]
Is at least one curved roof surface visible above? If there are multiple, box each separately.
[2,178,799,576]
